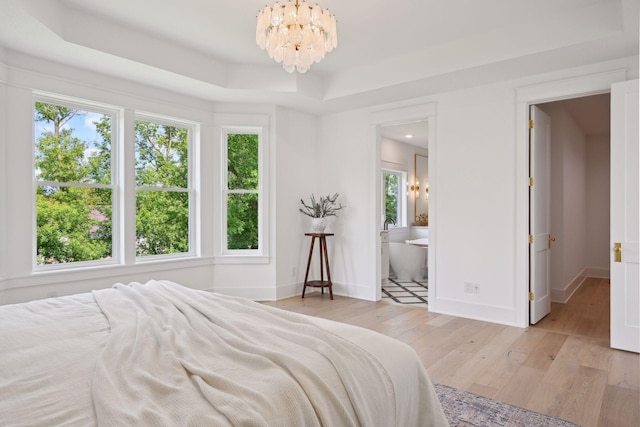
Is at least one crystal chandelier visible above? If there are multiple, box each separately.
[255,0,337,73]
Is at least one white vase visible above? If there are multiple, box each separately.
[311,217,328,233]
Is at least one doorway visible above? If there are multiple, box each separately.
[369,102,436,304]
[379,121,429,308]
[531,276,610,338]
[529,93,611,326]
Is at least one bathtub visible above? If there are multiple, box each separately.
[389,241,428,281]
[406,238,428,247]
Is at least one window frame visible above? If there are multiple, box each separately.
[219,124,268,262]
[381,168,407,229]
[133,112,197,262]
[31,93,202,272]
[32,94,120,271]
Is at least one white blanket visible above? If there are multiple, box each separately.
[92,280,400,426]
[0,280,447,426]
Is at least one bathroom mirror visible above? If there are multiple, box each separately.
[414,154,428,225]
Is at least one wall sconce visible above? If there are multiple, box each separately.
[425,182,429,198]
[411,181,419,198]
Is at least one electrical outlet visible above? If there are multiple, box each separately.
[464,282,472,293]
[464,282,480,294]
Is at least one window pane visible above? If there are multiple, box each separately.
[227,133,258,190]
[384,172,400,222]
[36,186,112,265]
[135,121,188,188]
[227,193,258,250]
[136,190,189,256]
[34,102,112,184]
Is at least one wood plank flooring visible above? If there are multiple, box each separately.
[264,277,639,427]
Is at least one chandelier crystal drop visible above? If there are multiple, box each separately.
[256,0,337,73]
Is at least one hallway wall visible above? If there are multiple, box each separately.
[538,100,610,303]
[586,134,611,276]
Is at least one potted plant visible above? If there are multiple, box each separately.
[299,193,345,233]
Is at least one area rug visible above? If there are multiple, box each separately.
[434,383,582,427]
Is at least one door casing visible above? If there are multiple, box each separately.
[514,69,627,328]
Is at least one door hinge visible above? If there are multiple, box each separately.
[529,119,534,129]
[529,292,535,301]
[529,177,534,186]
[529,234,534,244]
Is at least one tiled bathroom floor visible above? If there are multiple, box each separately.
[381,279,428,308]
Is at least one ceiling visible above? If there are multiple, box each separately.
[380,121,429,148]
[0,0,637,115]
[540,93,611,136]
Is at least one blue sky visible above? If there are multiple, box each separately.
[34,108,110,180]
[35,110,105,146]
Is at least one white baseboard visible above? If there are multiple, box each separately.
[273,281,374,301]
[432,297,520,327]
[550,266,610,303]
[584,266,610,279]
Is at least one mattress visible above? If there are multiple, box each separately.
[0,280,448,426]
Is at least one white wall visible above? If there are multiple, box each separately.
[318,109,377,300]
[586,134,610,275]
[430,83,519,323]
[0,76,6,286]
[318,56,638,326]
[273,107,320,299]
[546,104,588,300]
[0,49,636,327]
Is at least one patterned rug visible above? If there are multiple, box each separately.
[435,383,582,427]
[381,278,428,306]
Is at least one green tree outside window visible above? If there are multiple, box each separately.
[135,120,190,257]
[226,133,259,250]
[34,102,113,264]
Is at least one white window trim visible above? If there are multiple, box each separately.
[214,114,270,264]
[31,93,202,272]
[133,112,199,262]
[381,168,408,229]
[32,94,121,271]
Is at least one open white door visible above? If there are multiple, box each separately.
[610,79,639,353]
[529,106,552,324]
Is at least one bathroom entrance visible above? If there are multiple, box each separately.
[370,102,436,307]
[379,120,430,308]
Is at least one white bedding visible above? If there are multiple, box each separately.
[0,280,448,426]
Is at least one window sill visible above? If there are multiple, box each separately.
[2,257,215,291]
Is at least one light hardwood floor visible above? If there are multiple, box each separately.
[264,278,639,427]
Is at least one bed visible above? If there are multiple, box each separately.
[0,280,448,426]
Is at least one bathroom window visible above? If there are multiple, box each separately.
[382,169,407,228]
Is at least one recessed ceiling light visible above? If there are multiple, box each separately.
[405,134,414,138]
